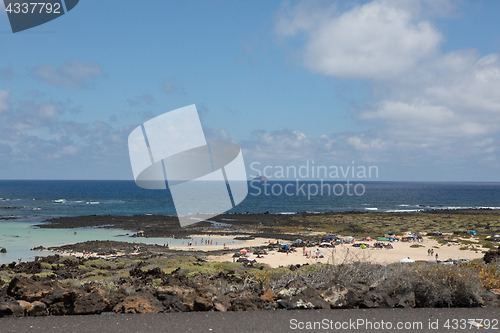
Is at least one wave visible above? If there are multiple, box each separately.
[365,208,378,211]
[280,212,297,215]
[386,209,424,213]
[51,199,125,205]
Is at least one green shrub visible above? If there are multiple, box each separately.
[33,272,57,278]
[83,259,116,269]
[40,262,52,269]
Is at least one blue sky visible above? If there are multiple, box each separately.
[0,0,500,181]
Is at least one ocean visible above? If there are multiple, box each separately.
[1,180,500,263]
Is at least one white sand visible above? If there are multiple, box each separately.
[165,235,271,251]
[207,237,486,268]
[46,235,487,267]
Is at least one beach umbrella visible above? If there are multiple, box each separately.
[486,236,491,239]
[244,253,251,257]
[346,236,354,239]
[360,244,367,249]
[282,244,290,249]
[240,250,247,253]
[296,239,303,242]
[365,237,371,240]
[319,242,332,246]
[377,237,389,242]
[495,235,500,238]
[322,235,337,240]
[398,258,415,263]
[469,231,476,235]
[313,249,320,253]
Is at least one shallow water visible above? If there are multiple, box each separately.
[0,219,243,264]
[0,220,132,264]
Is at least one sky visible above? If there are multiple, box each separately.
[0,0,500,181]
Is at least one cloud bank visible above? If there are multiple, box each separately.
[32,60,104,88]
[275,0,500,173]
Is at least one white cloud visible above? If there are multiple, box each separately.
[32,60,103,88]
[38,103,59,118]
[162,78,183,94]
[277,0,443,78]
[0,88,139,178]
[361,51,500,139]
[241,129,339,161]
[347,136,385,151]
[0,88,11,113]
[276,0,500,171]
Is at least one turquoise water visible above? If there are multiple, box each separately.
[0,220,242,264]
[0,220,133,264]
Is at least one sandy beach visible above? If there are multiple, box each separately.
[207,236,486,268]
[47,234,488,267]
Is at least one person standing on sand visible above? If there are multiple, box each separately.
[435,253,439,260]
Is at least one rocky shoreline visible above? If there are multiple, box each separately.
[0,242,499,317]
[2,210,500,318]
[35,208,500,240]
